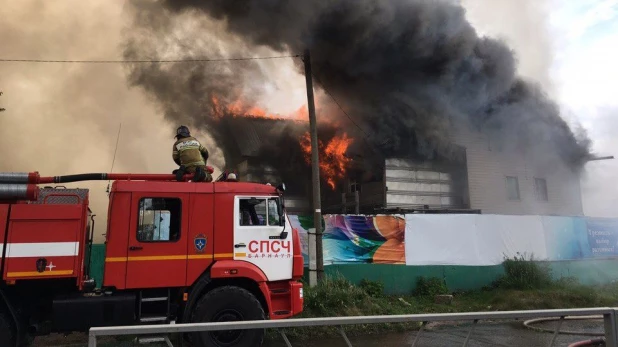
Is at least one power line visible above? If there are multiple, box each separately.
[0,54,300,64]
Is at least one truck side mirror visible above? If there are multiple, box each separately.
[276,183,286,192]
[278,200,285,226]
[279,205,285,226]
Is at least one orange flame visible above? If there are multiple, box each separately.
[211,93,350,189]
[300,132,353,189]
[211,94,308,121]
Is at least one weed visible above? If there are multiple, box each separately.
[494,253,553,290]
[359,279,384,297]
[414,276,448,297]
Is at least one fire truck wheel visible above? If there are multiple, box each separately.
[0,310,16,347]
[191,286,265,347]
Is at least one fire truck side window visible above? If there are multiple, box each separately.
[239,198,267,226]
[137,198,182,242]
[267,198,281,226]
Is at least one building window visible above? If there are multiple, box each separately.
[534,178,548,201]
[506,176,520,200]
[349,181,361,193]
[137,198,182,242]
[238,197,282,226]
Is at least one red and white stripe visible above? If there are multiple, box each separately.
[1,242,80,258]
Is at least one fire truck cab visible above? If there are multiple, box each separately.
[0,171,304,347]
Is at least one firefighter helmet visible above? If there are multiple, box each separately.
[175,125,190,138]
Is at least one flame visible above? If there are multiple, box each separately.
[211,94,308,121]
[210,93,350,188]
[300,132,353,189]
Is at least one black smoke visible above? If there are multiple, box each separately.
[123,0,591,172]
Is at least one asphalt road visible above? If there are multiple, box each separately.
[265,320,605,347]
[35,319,607,347]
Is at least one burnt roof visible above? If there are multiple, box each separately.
[220,116,378,163]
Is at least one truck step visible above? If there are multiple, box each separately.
[140,316,168,323]
[141,296,168,302]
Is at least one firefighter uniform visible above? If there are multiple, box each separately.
[172,126,212,182]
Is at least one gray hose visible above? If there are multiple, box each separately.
[523,315,604,337]
[567,337,605,347]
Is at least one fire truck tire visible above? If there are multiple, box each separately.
[191,286,265,347]
[0,310,16,347]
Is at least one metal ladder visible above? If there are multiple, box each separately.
[136,289,174,346]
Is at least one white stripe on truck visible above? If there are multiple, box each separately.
[0,242,79,258]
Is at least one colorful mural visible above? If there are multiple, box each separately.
[290,214,618,266]
[290,214,405,265]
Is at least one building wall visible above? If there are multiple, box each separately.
[450,124,584,216]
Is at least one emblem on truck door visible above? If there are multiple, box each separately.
[36,258,47,273]
[194,234,207,253]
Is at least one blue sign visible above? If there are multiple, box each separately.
[586,218,618,257]
[194,234,207,253]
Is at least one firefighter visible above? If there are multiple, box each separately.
[172,125,212,182]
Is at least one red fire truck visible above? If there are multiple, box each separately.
[0,170,304,347]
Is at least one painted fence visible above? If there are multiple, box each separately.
[290,213,618,294]
[290,214,618,265]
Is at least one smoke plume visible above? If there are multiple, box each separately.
[0,1,226,242]
[461,0,557,97]
[123,0,591,173]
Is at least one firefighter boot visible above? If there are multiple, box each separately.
[193,166,206,182]
[175,165,186,182]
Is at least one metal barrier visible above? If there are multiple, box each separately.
[88,307,618,347]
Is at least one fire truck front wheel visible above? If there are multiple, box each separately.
[191,285,265,347]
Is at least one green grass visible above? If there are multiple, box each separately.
[272,259,618,341]
[269,274,423,340]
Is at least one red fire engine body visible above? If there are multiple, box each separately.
[0,171,304,347]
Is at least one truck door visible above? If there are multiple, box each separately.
[234,196,293,281]
[126,193,189,289]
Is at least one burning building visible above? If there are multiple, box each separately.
[121,0,591,218]
[216,114,584,217]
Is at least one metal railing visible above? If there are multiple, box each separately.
[88,307,618,347]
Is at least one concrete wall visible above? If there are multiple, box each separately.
[319,259,618,295]
[450,124,584,216]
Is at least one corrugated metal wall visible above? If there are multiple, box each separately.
[384,158,467,209]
